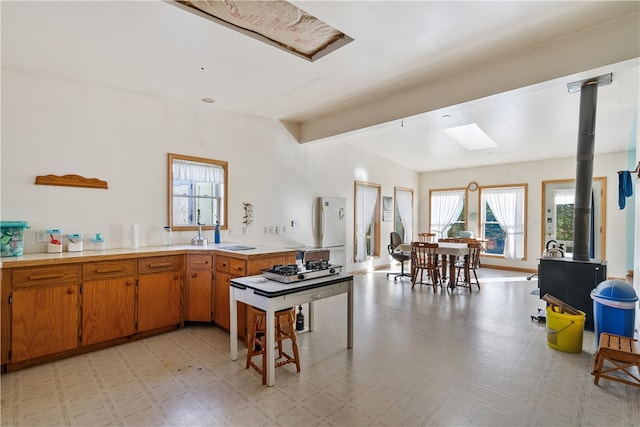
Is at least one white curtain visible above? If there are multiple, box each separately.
[355,184,378,263]
[430,190,464,239]
[173,159,224,184]
[553,189,574,205]
[484,187,525,259]
[396,189,413,243]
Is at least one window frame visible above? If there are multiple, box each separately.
[428,187,467,239]
[353,181,381,262]
[394,186,414,243]
[168,153,228,232]
[479,183,528,260]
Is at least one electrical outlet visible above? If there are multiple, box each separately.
[264,226,268,234]
[36,230,48,243]
[229,227,233,235]
[275,226,281,234]
[269,226,274,234]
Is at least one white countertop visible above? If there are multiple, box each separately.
[0,243,299,267]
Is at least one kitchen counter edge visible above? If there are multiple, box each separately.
[0,244,299,268]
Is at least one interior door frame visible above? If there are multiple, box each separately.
[540,177,606,260]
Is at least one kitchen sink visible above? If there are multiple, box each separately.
[218,245,256,251]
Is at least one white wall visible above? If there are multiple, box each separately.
[419,152,631,278]
[0,69,418,273]
[1,68,635,279]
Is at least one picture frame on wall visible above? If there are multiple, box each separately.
[382,196,393,222]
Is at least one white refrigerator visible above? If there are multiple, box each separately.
[313,196,347,267]
[314,196,346,248]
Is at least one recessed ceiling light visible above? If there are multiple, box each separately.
[201,98,215,103]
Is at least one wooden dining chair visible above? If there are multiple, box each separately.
[418,232,436,243]
[453,242,482,292]
[411,242,441,291]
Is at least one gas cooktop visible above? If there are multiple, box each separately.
[262,261,342,283]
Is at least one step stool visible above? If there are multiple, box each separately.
[591,332,640,387]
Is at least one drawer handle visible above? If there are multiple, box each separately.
[193,261,209,265]
[125,280,134,286]
[148,262,173,268]
[95,268,125,274]
[66,287,75,294]
[28,274,65,280]
[191,273,197,278]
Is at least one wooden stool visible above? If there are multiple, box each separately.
[591,332,640,387]
[245,306,301,384]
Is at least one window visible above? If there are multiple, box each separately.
[394,187,413,243]
[354,181,381,262]
[168,153,228,231]
[429,188,466,240]
[480,185,527,259]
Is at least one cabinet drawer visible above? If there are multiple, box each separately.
[189,254,213,270]
[12,265,81,288]
[138,255,182,274]
[216,256,230,273]
[229,258,246,276]
[83,259,137,280]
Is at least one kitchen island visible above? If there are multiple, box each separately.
[230,272,354,386]
[0,243,297,372]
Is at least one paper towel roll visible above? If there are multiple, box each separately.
[129,224,139,248]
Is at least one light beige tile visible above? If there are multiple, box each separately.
[1,269,639,427]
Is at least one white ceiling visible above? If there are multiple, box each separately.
[2,1,639,172]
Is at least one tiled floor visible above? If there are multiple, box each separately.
[1,268,639,426]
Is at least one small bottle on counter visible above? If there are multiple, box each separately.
[214,220,220,244]
[163,226,172,246]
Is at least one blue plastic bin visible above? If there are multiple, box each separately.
[591,279,638,346]
[0,221,30,257]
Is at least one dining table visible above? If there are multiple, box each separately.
[399,241,470,289]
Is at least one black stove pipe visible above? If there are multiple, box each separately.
[572,81,598,261]
[570,73,611,262]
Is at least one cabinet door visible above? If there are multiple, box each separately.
[82,277,135,345]
[187,269,213,321]
[138,271,182,332]
[11,284,80,362]
[214,272,245,337]
[214,271,231,329]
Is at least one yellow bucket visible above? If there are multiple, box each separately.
[546,306,585,353]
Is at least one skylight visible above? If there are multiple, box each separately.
[443,123,498,151]
[173,0,353,62]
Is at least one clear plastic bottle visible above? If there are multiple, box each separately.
[163,226,172,246]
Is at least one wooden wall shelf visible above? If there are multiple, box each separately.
[35,174,108,189]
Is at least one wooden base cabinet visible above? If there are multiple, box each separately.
[214,256,244,334]
[11,284,80,363]
[137,256,183,332]
[1,248,297,372]
[8,264,82,363]
[187,254,214,321]
[82,278,135,346]
[82,260,136,346]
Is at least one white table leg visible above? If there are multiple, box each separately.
[347,280,353,348]
[265,305,276,386]
[229,287,238,360]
